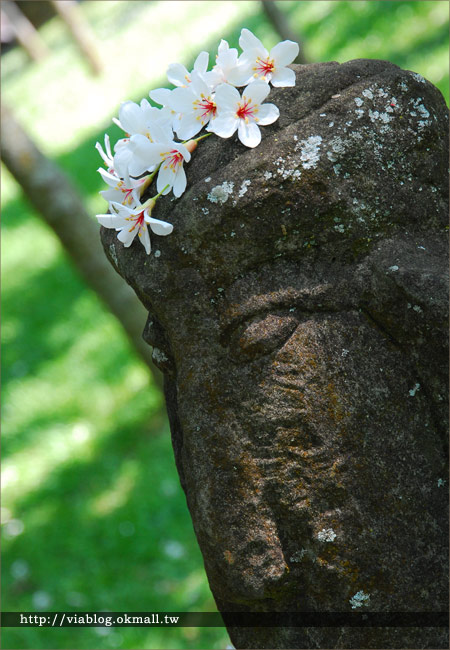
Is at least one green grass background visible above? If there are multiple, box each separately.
[2,2,448,649]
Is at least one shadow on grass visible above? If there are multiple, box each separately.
[3,408,226,650]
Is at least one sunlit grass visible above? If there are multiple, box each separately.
[2,1,448,648]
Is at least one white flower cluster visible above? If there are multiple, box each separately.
[96,28,299,254]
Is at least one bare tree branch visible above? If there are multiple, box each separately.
[50,0,102,76]
[1,104,163,390]
[1,0,49,61]
[261,0,306,64]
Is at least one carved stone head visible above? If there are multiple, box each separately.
[102,61,448,647]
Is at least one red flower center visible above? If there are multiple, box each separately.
[236,99,255,120]
[255,56,275,77]
[122,188,134,202]
[129,210,145,232]
[166,150,183,170]
[196,96,217,120]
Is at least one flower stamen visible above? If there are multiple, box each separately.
[236,98,256,120]
[254,56,275,78]
[193,94,217,121]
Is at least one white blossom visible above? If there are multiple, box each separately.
[125,136,192,197]
[237,28,299,87]
[95,134,114,172]
[208,80,279,148]
[149,87,182,132]
[169,70,217,140]
[206,39,249,88]
[111,102,175,184]
[97,200,173,255]
[113,98,173,140]
[97,168,145,207]
[166,50,209,87]
[94,27,300,236]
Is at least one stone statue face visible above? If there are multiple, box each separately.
[102,60,448,633]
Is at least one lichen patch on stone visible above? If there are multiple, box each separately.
[207,181,234,204]
[238,180,251,198]
[297,135,322,169]
[152,347,168,363]
[317,528,337,542]
[290,549,307,562]
[411,71,426,84]
[350,590,370,609]
[109,243,118,267]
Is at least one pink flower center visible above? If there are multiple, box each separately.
[122,188,134,203]
[195,95,217,120]
[129,210,145,232]
[255,56,275,77]
[165,150,184,171]
[236,99,256,121]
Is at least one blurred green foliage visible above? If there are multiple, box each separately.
[2,2,448,649]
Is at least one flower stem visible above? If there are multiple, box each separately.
[195,132,212,142]
[182,132,212,146]
[153,184,170,200]
[139,164,161,196]
[140,184,170,211]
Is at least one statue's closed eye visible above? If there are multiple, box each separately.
[228,312,300,361]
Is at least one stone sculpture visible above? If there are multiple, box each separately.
[101,60,448,648]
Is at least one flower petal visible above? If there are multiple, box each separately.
[150,87,172,106]
[119,101,146,134]
[99,189,124,204]
[97,168,121,187]
[270,66,296,87]
[157,165,175,195]
[214,83,240,111]
[128,136,167,176]
[190,69,211,96]
[242,80,270,106]
[256,102,280,125]
[171,142,191,163]
[140,100,164,127]
[96,214,129,229]
[109,201,134,216]
[176,111,203,140]
[169,86,196,114]
[172,166,187,198]
[95,135,113,166]
[270,40,299,67]
[167,62,189,87]
[239,28,266,56]
[238,120,261,148]
[117,226,137,247]
[207,112,238,138]
[194,50,209,74]
[226,61,254,87]
[148,121,174,144]
[147,216,174,236]
[113,146,134,178]
[139,225,151,254]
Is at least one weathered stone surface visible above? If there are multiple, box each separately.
[101,61,449,648]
